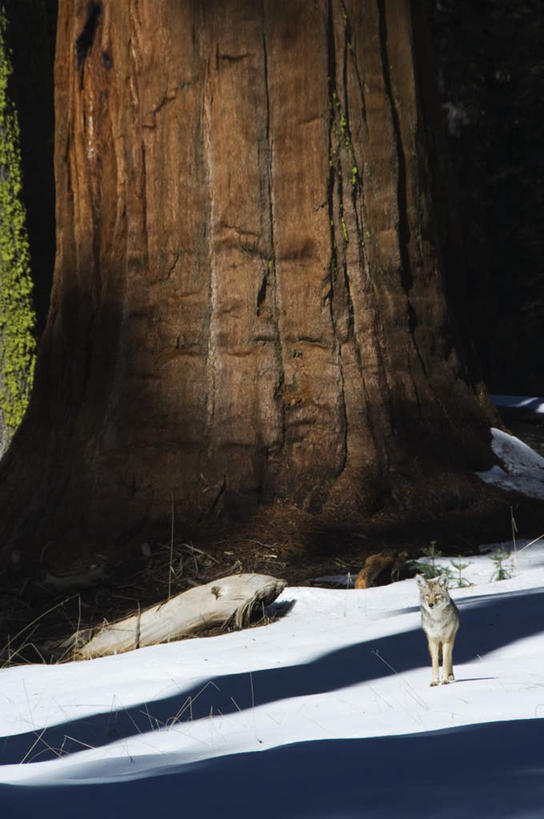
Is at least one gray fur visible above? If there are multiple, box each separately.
[416,574,459,686]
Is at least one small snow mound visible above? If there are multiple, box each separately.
[491,395,544,414]
[477,427,544,499]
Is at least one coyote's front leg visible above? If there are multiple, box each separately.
[442,638,455,683]
[427,638,440,687]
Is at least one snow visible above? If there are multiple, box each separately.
[491,395,544,414]
[2,540,544,817]
[1,429,544,817]
[477,427,544,499]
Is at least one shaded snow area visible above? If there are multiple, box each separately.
[491,395,544,415]
[2,543,544,817]
[477,427,544,499]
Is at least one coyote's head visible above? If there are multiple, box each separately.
[416,574,451,611]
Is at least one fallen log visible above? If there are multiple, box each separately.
[65,573,286,661]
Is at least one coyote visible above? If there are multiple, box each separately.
[416,574,459,686]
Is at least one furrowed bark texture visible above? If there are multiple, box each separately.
[0,0,495,568]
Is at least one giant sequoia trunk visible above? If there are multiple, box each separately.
[0,0,497,573]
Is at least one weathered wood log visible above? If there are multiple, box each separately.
[67,573,286,661]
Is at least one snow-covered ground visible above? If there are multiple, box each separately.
[1,429,543,818]
[477,427,544,499]
[1,538,544,818]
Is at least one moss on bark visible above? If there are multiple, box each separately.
[0,6,35,456]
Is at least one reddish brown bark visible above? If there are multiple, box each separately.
[0,0,497,573]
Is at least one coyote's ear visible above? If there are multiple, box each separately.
[438,573,449,588]
[416,574,427,589]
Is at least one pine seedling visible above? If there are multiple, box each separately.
[449,558,471,588]
[417,541,450,580]
[490,549,513,582]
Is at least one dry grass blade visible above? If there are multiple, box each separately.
[166,681,220,726]
[62,735,96,751]
[20,728,48,764]
[168,493,175,601]
[518,533,544,553]
[1,595,78,667]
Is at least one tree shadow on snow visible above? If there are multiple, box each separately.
[1,587,543,766]
[1,719,544,818]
